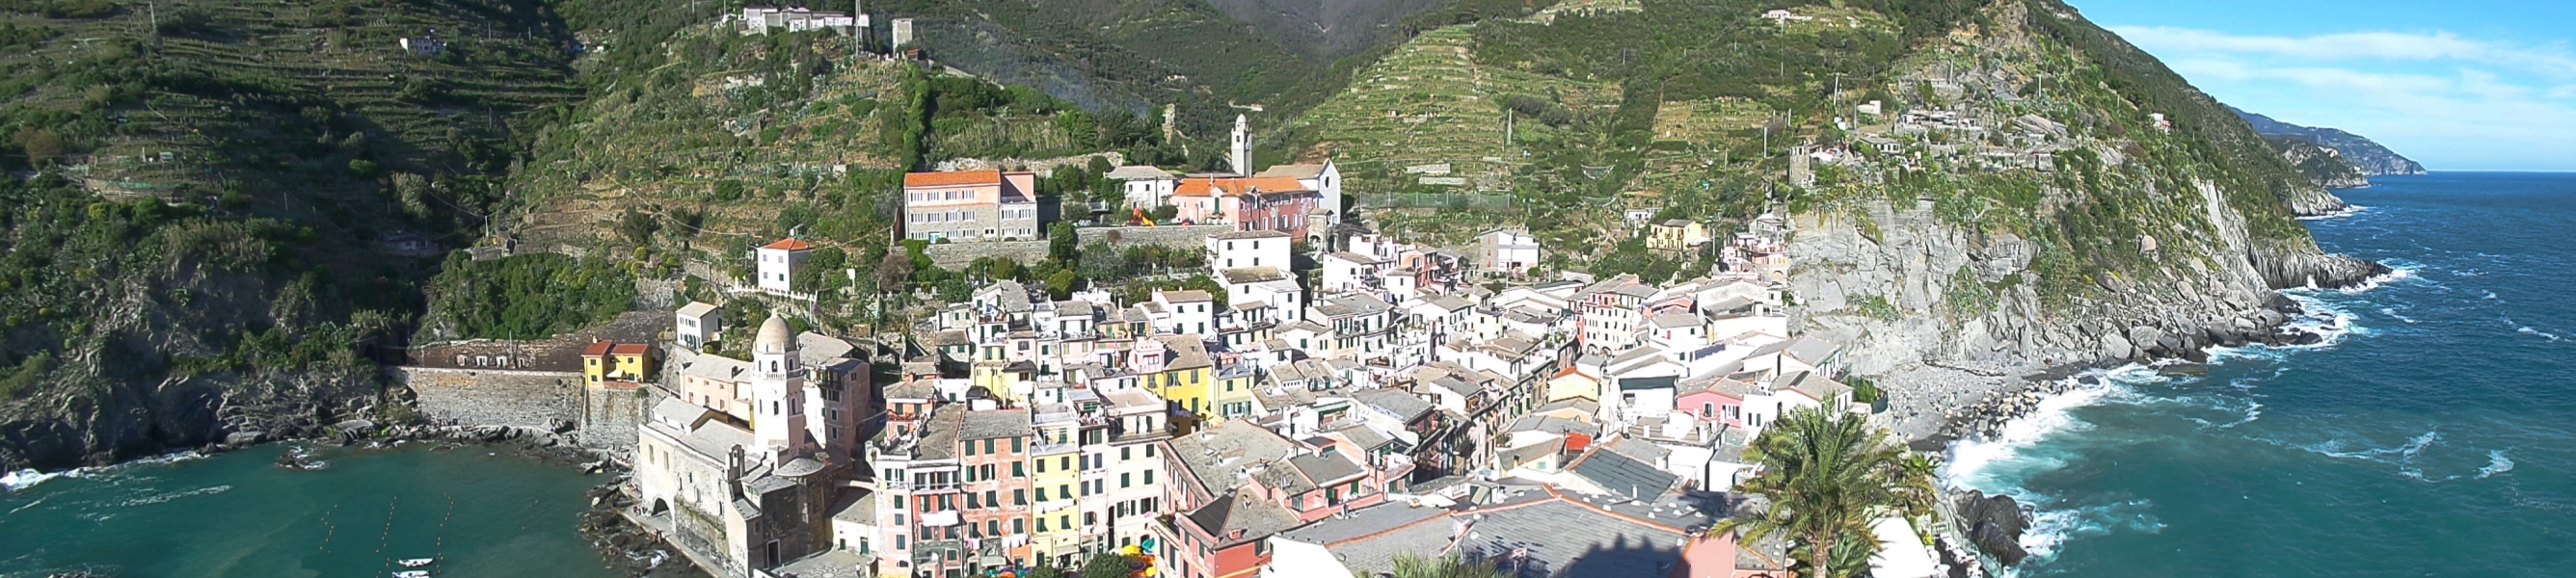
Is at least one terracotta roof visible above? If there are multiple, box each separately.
[762,238,816,250]
[1174,176,1311,197]
[903,170,1005,188]
[609,343,651,355]
[581,341,614,356]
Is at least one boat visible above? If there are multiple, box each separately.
[397,558,436,567]
[392,571,430,578]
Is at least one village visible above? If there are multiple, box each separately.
[533,101,1969,578]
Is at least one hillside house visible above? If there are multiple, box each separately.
[903,171,1042,242]
[1105,165,1180,210]
[755,238,813,293]
[1477,228,1541,276]
[677,302,721,351]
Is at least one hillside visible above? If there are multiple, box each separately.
[2232,106,2428,177]
[2266,136,2372,190]
[0,0,585,469]
[1275,0,2380,378]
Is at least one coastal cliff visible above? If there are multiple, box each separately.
[2268,137,2375,190]
[2234,107,2429,177]
[1783,0,2384,438]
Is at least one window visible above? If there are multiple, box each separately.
[895,496,906,509]
[1703,403,1716,418]
[1146,445,1157,459]
[1014,518,1025,534]
[1012,437,1023,453]
[1143,470,1155,485]
[1120,473,1132,488]
[1059,485,1071,500]
[1120,447,1131,460]
[1014,489,1026,506]
[967,493,980,509]
[1013,461,1025,478]
[985,490,996,507]
[1037,517,1048,533]
[1035,460,1046,474]
[985,439,997,455]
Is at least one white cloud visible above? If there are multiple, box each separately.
[2106,26,2576,171]
[2108,26,2576,78]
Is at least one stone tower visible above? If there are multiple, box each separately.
[1230,114,1252,176]
[750,315,810,457]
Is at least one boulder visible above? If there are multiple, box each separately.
[2098,333,2133,361]
[223,431,265,449]
[2159,362,2210,377]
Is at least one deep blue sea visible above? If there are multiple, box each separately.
[0,444,624,578]
[1945,172,2576,576]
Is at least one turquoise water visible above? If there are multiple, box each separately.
[1945,172,2576,576]
[0,443,624,578]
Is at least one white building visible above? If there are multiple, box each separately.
[1152,290,1218,336]
[676,302,721,351]
[1207,229,1293,271]
[1105,166,1179,210]
[1477,229,1541,275]
[756,238,814,293]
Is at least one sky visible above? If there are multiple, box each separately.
[2069,0,2576,171]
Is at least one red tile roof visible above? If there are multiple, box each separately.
[1174,177,1313,197]
[904,170,1006,188]
[762,238,816,250]
[610,343,651,355]
[581,341,614,356]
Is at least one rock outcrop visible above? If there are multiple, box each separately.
[2233,106,2428,177]
[2267,137,2374,190]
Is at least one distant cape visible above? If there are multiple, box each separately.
[2231,106,2429,178]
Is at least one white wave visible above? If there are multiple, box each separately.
[2214,402,2264,429]
[2009,498,2166,569]
[2483,291,2500,301]
[2517,327,2563,342]
[2275,292,2369,346]
[2378,308,2418,324]
[2476,450,2516,480]
[2,468,60,493]
[2295,205,2369,221]
[116,485,231,507]
[5,496,43,514]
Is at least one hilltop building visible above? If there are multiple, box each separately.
[902,171,1042,242]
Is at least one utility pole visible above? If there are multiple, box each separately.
[147,2,157,38]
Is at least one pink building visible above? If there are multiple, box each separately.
[1171,177,1320,239]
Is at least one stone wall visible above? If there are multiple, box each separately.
[920,224,1233,269]
[395,367,585,429]
[580,382,657,458]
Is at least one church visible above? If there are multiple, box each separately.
[635,315,873,575]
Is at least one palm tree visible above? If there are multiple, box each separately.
[1389,554,1511,578]
[1714,403,1936,578]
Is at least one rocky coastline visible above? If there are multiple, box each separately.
[1923,263,2392,571]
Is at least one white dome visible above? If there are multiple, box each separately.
[755,315,792,355]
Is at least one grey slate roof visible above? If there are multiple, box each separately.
[1275,503,1454,574]
[1464,495,1691,578]
[1352,388,1435,423]
[961,408,1033,440]
[1570,448,1678,500]
[1287,451,1366,486]
[1184,490,1305,547]
[1169,420,1300,495]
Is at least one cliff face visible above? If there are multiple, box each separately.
[1784,0,2384,378]
[2234,107,2429,177]
[2268,137,2374,189]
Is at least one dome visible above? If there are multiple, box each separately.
[755,315,793,355]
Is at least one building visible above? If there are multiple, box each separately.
[1478,229,1542,276]
[739,7,863,36]
[676,302,721,351]
[1228,115,1253,176]
[756,238,813,293]
[1648,220,1712,254]
[581,341,657,386]
[634,317,852,577]
[1106,165,1181,209]
[1207,229,1293,271]
[903,170,1042,242]
[1172,177,1321,239]
[1252,160,1344,228]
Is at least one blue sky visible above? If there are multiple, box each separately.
[2071,0,2576,171]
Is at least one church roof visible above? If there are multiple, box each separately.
[756,316,793,355]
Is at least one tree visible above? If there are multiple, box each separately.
[874,250,914,294]
[1079,554,1136,578]
[1050,222,1081,262]
[1045,269,1078,300]
[1714,404,1937,578]
[1390,554,1510,578]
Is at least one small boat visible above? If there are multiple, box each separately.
[392,571,431,578]
[397,558,436,567]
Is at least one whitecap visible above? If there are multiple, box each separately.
[2476,450,2515,480]
[2378,308,2417,324]
[1,468,60,493]
[2516,327,2562,342]
[116,485,231,507]
[2295,205,2369,221]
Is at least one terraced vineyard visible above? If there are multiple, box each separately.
[1283,26,1620,195]
[12,0,580,204]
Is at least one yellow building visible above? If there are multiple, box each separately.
[1545,365,1603,403]
[1028,403,1086,567]
[1140,335,1215,417]
[581,341,657,386]
[1647,219,1712,254]
[1208,362,1261,423]
[970,343,1039,404]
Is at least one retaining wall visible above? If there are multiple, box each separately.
[920,224,1233,269]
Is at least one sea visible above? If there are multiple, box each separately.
[0,443,626,578]
[1945,171,2576,577]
